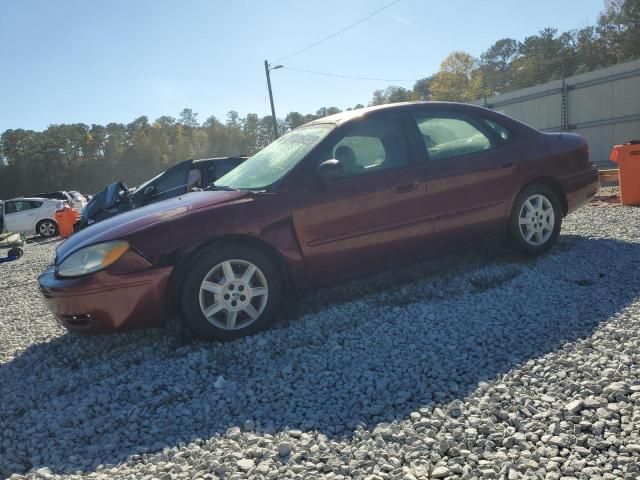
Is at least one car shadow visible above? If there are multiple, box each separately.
[25,235,61,245]
[1,235,639,476]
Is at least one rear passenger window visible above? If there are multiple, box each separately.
[412,112,493,161]
[30,201,43,208]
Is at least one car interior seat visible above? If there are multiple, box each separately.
[334,145,364,175]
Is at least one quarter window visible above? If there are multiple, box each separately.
[412,112,493,161]
[482,118,511,142]
[318,114,410,177]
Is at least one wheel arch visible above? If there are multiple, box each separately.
[515,177,568,217]
[164,234,294,316]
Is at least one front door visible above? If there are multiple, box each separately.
[3,200,40,233]
[292,112,433,284]
[409,110,516,249]
[135,160,192,206]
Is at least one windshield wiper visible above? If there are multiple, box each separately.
[205,184,239,192]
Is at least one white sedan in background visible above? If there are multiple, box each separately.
[0,197,65,237]
[68,191,88,211]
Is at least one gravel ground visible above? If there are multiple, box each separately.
[1,191,639,480]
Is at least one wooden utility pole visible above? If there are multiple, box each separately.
[264,60,282,139]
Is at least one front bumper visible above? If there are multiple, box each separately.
[38,265,173,334]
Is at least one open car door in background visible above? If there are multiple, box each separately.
[132,160,193,206]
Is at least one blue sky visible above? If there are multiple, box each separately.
[0,0,604,132]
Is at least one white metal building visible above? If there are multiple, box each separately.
[473,59,640,167]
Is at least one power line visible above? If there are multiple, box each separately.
[274,0,402,63]
[282,66,411,83]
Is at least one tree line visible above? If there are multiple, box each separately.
[1,0,638,199]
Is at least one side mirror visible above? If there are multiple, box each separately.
[316,159,345,181]
[143,185,156,197]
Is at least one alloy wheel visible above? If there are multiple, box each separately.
[518,193,555,246]
[39,221,57,237]
[198,259,269,330]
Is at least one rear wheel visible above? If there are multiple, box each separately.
[36,219,58,238]
[181,244,284,341]
[508,184,562,255]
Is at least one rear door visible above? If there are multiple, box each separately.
[409,109,516,249]
[291,112,433,283]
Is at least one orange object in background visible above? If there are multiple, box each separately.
[610,141,640,206]
[55,206,80,238]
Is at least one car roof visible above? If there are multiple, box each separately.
[8,196,60,201]
[304,101,493,127]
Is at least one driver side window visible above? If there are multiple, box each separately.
[317,113,410,178]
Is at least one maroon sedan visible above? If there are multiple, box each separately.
[39,102,599,340]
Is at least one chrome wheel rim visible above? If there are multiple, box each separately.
[39,221,56,237]
[518,194,555,246]
[198,259,268,330]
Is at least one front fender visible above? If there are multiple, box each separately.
[124,192,308,289]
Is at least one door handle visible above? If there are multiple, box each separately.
[500,162,515,169]
[395,181,419,193]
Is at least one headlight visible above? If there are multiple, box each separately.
[57,240,129,278]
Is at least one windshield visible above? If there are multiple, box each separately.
[215,124,334,190]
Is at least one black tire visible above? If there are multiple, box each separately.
[508,184,562,255]
[181,244,284,341]
[36,219,58,238]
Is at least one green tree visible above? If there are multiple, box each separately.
[598,0,640,62]
[412,77,434,100]
[479,38,520,93]
[430,52,487,102]
[178,108,199,128]
[509,28,574,90]
[369,86,412,106]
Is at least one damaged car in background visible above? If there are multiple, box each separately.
[39,102,599,341]
[74,156,246,230]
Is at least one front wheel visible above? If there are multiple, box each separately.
[181,245,284,341]
[508,185,562,255]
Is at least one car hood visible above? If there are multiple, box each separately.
[56,190,248,263]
